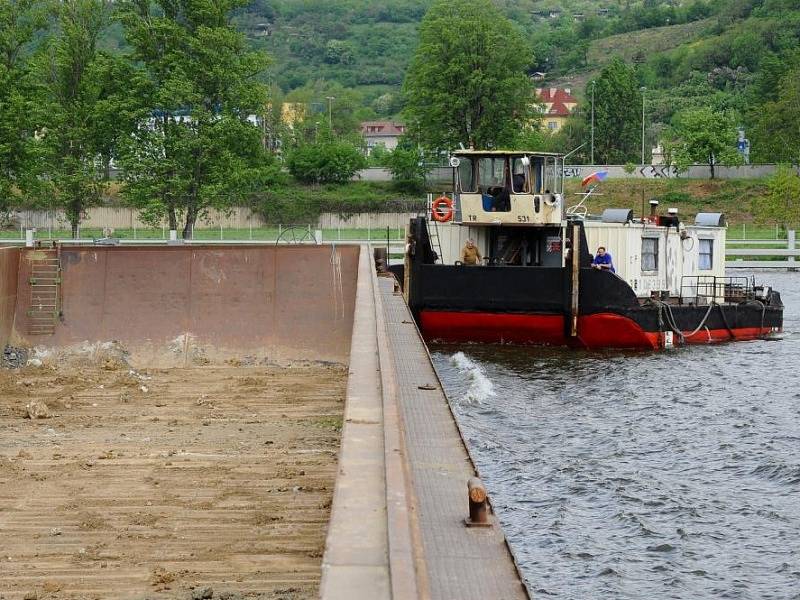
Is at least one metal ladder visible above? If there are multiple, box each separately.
[27,246,62,336]
[426,193,444,263]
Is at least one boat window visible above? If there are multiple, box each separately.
[532,158,544,193]
[458,158,476,193]
[699,239,713,270]
[477,157,507,191]
[642,237,659,272]
[478,157,511,212]
[543,157,558,194]
[511,157,529,193]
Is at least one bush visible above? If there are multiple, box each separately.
[383,147,426,192]
[287,140,367,184]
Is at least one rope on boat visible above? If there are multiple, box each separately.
[651,298,768,345]
[717,303,736,339]
[649,299,715,345]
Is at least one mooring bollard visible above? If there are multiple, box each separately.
[465,477,492,527]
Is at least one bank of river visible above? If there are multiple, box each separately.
[432,271,800,599]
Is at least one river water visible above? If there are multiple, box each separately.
[431,271,800,599]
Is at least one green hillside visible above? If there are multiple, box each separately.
[237,1,799,154]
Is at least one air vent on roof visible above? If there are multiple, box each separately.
[601,208,634,224]
[694,213,726,227]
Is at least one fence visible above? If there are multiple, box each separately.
[726,230,799,269]
[2,209,425,240]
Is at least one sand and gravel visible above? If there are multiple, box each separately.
[0,359,345,600]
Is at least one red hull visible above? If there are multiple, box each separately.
[419,310,773,350]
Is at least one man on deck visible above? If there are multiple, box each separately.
[592,246,615,273]
[461,239,482,265]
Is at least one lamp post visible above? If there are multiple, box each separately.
[590,80,596,165]
[326,96,335,129]
[640,86,646,166]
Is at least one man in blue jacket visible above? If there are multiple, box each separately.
[592,246,615,273]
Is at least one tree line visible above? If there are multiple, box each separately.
[3,0,799,237]
[1,0,280,238]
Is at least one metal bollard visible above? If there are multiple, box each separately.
[465,477,492,527]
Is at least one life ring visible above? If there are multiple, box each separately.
[431,196,454,222]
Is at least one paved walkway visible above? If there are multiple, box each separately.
[379,278,529,600]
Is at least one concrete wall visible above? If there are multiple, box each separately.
[13,206,264,230]
[319,212,419,230]
[562,164,779,180]
[355,164,780,183]
[12,245,360,366]
[0,247,20,348]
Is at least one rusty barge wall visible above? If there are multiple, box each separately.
[0,247,21,348]
[9,245,360,365]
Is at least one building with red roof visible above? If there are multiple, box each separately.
[360,121,406,155]
[535,87,579,133]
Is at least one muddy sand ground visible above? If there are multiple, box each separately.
[0,361,345,600]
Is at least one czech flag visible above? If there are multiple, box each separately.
[581,170,608,187]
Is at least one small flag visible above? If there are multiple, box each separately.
[581,170,608,187]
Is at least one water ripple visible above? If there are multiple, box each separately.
[432,271,800,599]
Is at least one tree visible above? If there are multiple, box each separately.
[287,134,366,185]
[0,0,48,216]
[667,107,743,179]
[30,0,119,238]
[592,58,642,164]
[383,142,426,192]
[751,165,800,229]
[402,0,534,150]
[284,81,364,137]
[750,65,800,165]
[118,0,276,238]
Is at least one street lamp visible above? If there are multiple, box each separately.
[326,96,335,129]
[590,80,596,165]
[640,86,646,166]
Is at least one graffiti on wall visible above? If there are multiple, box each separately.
[639,165,678,178]
[562,165,679,179]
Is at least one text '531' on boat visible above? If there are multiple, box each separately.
[391,150,783,350]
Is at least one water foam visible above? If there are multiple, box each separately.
[450,351,496,405]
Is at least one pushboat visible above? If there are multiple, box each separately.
[393,150,783,350]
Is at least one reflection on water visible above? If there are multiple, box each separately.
[431,272,800,599]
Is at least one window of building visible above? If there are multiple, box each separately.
[699,239,713,270]
[548,121,558,130]
[642,237,659,271]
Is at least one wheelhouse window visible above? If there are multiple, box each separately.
[543,156,558,194]
[511,157,529,193]
[699,238,714,270]
[477,157,511,212]
[458,158,476,193]
[642,237,659,271]
[477,157,506,191]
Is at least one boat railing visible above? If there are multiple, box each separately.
[680,275,753,305]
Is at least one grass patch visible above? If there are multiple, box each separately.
[563,178,774,229]
[587,18,713,69]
